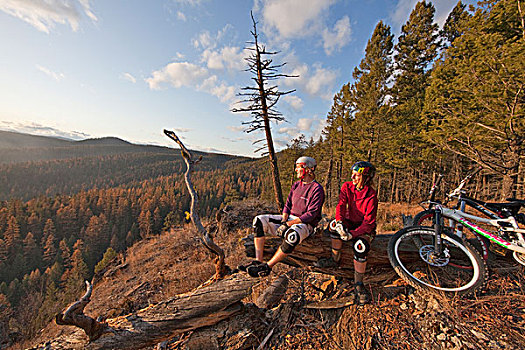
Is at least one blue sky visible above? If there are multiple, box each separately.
[0,0,473,157]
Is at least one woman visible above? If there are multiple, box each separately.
[316,161,378,305]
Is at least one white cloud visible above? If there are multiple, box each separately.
[198,75,236,103]
[297,118,312,131]
[259,0,335,39]
[36,65,65,81]
[283,95,304,113]
[146,62,208,90]
[176,11,186,21]
[192,24,233,50]
[322,16,351,55]
[201,46,246,71]
[283,62,338,100]
[193,30,214,49]
[227,125,245,132]
[0,0,97,33]
[121,72,136,83]
[147,62,237,104]
[174,52,185,60]
[0,120,89,140]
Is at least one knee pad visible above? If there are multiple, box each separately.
[281,229,300,254]
[252,217,264,237]
[353,237,370,263]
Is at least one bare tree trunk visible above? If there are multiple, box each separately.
[165,130,227,279]
[38,275,256,349]
[390,170,397,203]
[324,139,334,208]
[254,28,284,210]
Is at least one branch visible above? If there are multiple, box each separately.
[164,129,228,280]
[55,281,106,341]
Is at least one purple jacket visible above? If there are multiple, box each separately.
[283,180,325,227]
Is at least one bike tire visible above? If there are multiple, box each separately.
[413,209,434,226]
[388,226,487,296]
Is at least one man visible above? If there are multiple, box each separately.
[315,161,378,305]
[241,156,325,277]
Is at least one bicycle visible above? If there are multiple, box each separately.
[413,168,525,260]
[388,180,525,296]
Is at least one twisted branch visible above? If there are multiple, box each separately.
[55,281,106,341]
[164,129,228,280]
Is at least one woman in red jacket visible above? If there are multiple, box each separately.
[316,161,378,305]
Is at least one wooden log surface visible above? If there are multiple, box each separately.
[242,229,515,280]
[242,231,394,279]
[32,274,256,350]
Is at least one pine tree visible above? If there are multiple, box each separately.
[346,20,394,164]
[23,232,41,272]
[424,0,525,198]
[42,233,57,267]
[440,1,470,46]
[389,0,440,201]
[4,216,21,257]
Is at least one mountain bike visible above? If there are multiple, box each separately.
[412,167,525,260]
[388,177,525,296]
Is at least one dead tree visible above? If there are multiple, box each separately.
[38,275,256,349]
[55,281,106,341]
[164,129,228,280]
[231,12,297,210]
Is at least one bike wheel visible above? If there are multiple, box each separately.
[388,226,487,296]
[413,209,434,226]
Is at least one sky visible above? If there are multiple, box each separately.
[0,0,474,157]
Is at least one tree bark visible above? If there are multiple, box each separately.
[33,275,256,350]
[242,232,393,279]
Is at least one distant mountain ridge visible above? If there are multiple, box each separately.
[0,130,74,149]
[0,130,133,149]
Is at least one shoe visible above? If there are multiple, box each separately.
[238,260,261,272]
[314,256,339,268]
[354,282,370,305]
[247,263,271,277]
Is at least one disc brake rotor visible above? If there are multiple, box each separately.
[420,245,450,267]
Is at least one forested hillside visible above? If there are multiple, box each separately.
[0,131,257,201]
[312,0,524,205]
[0,154,269,343]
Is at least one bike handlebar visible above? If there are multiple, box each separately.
[445,166,483,202]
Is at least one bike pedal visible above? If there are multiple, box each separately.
[489,242,507,256]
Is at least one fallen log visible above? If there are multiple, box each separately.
[242,229,516,280]
[242,231,394,279]
[32,274,256,350]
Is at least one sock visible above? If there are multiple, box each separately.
[354,270,364,284]
[332,248,341,263]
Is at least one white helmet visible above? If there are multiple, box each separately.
[295,156,317,170]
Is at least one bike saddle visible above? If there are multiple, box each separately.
[485,201,523,217]
[506,198,525,205]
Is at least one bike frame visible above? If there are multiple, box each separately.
[438,205,525,255]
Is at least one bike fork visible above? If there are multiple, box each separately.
[434,206,443,254]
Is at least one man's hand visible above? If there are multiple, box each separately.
[276,223,288,237]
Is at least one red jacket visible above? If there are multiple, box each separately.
[335,181,378,238]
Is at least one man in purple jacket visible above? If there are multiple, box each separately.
[241,156,325,277]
